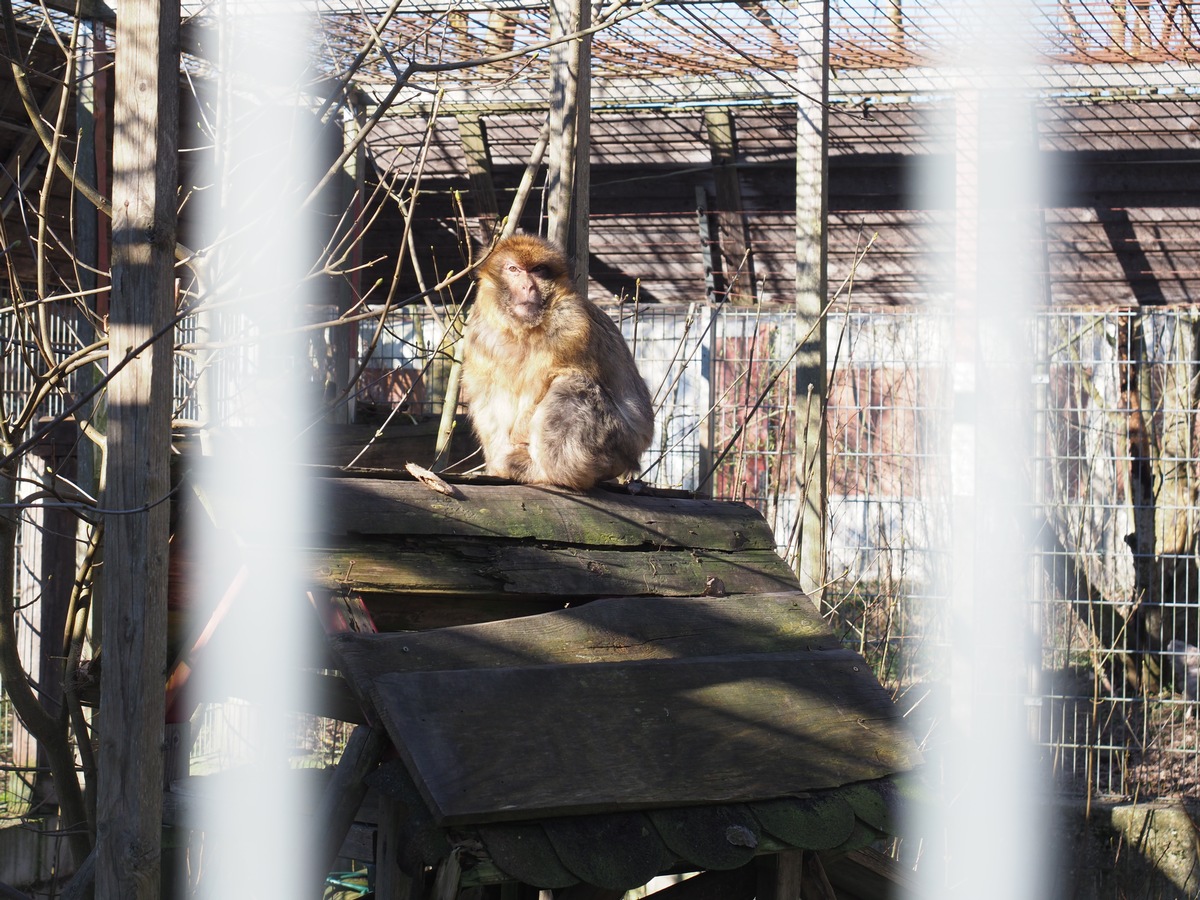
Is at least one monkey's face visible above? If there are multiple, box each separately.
[498,257,555,326]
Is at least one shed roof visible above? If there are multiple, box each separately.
[331,586,922,890]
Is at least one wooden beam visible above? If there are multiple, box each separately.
[40,0,114,21]
[313,477,781,551]
[756,850,804,900]
[375,801,416,900]
[73,20,106,487]
[0,83,62,218]
[311,725,388,888]
[367,63,1200,116]
[456,113,501,244]
[333,592,841,684]
[312,543,799,602]
[704,108,756,304]
[96,0,178,896]
[485,8,517,55]
[12,439,78,805]
[794,0,828,602]
[330,92,367,425]
[696,186,720,304]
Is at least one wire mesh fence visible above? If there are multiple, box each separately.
[1,301,1199,816]
[357,300,1200,798]
[1034,308,1200,797]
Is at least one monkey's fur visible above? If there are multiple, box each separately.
[462,234,655,491]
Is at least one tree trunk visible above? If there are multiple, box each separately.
[547,0,591,292]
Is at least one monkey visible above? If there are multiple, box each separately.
[461,234,655,491]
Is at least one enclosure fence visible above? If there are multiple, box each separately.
[1,303,1198,813]
[362,302,1200,799]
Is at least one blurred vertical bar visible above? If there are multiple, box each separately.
[194,1,317,896]
[911,2,1053,898]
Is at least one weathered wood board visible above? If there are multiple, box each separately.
[313,476,779,551]
[307,478,800,626]
[332,593,921,827]
[332,592,840,684]
[371,651,913,826]
[311,542,798,599]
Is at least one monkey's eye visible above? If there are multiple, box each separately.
[530,265,551,277]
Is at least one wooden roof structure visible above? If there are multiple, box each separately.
[299,474,922,898]
[3,0,1198,310]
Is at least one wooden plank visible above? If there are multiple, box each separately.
[333,593,838,687]
[315,477,779,551]
[705,108,756,305]
[751,795,855,851]
[311,725,387,888]
[368,650,919,825]
[646,804,760,871]
[755,850,804,900]
[361,594,570,633]
[456,114,500,243]
[542,812,667,892]
[311,542,798,599]
[476,821,579,889]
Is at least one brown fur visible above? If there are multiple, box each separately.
[461,234,655,490]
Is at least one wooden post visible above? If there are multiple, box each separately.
[757,851,804,900]
[312,724,387,887]
[96,0,178,895]
[794,0,829,602]
[704,108,756,304]
[456,112,501,245]
[887,0,905,49]
[547,0,591,293]
[375,801,415,900]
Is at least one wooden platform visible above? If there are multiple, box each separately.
[334,592,919,827]
[300,473,924,898]
[308,474,800,630]
[162,470,926,896]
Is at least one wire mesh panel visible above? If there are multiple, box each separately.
[358,301,1200,799]
[823,309,953,706]
[354,304,464,421]
[0,305,93,812]
[1033,308,1200,798]
[628,302,711,492]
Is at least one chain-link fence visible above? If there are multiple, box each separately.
[357,301,1200,799]
[1035,308,1200,797]
[2,302,1199,818]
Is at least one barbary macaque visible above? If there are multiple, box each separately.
[461,234,654,490]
